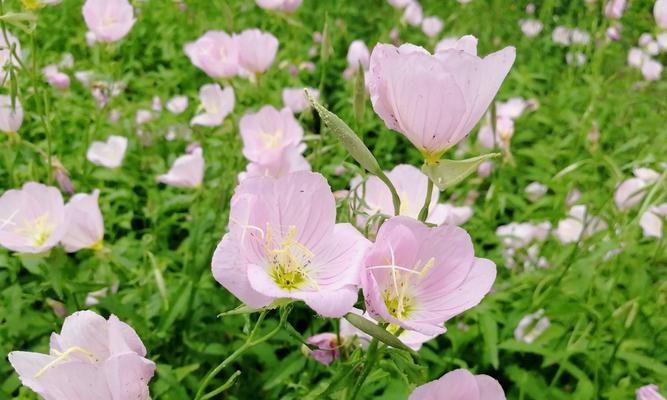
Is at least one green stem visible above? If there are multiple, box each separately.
[347,337,381,400]
[418,176,434,222]
[377,171,401,216]
[200,370,242,400]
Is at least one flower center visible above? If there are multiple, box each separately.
[102,15,117,27]
[266,225,317,291]
[16,213,54,246]
[34,346,98,378]
[259,130,284,149]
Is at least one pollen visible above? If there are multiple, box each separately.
[266,225,317,291]
[259,129,284,149]
[15,213,54,247]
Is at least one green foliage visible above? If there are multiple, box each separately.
[0,0,666,399]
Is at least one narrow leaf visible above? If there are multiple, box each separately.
[422,153,500,191]
[353,63,366,124]
[306,90,382,175]
[217,298,293,317]
[343,312,415,354]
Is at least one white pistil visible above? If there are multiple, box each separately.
[34,346,97,378]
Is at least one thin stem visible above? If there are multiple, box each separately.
[418,176,434,222]
[200,370,242,400]
[347,338,381,400]
[377,171,401,216]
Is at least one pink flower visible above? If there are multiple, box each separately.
[496,97,528,119]
[282,87,319,113]
[346,40,370,70]
[637,384,666,400]
[184,31,239,78]
[255,0,302,12]
[403,1,423,26]
[655,0,667,29]
[496,221,551,249]
[604,0,627,19]
[525,181,548,202]
[157,147,204,188]
[387,0,412,8]
[519,19,543,38]
[514,309,550,343]
[82,0,136,43]
[239,145,311,182]
[0,95,23,133]
[552,26,571,45]
[421,16,444,38]
[361,216,496,336]
[368,37,515,163]
[628,48,646,68]
[87,135,128,168]
[606,24,622,41]
[554,205,607,244]
[166,95,188,114]
[43,65,70,90]
[9,310,155,400]
[303,333,339,365]
[409,369,506,400]
[211,172,370,317]
[641,58,663,81]
[240,106,304,166]
[190,83,235,127]
[135,109,153,125]
[640,204,667,239]
[351,164,472,227]
[614,179,645,210]
[61,190,104,252]
[236,29,279,75]
[0,182,67,254]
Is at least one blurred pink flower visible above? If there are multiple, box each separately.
[368,37,515,163]
[615,174,651,211]
[82,0,136,43]
[604,0,627,19]
[166,95,188,114]
[403,1,423,26]
[157,148,204,188]
[514,309,550,343]
[361,216,496,336]
[519,19,543,38]
[637,384,666,400]
[236,29,279,75]
[640,204,667,239]
[351,164,472,227]
[185,31,239,78]
[344,40,370,79]
[655,0,667,29]
[421,16,443,38]
[409,368,505,400]
[240,106,304,166]
[606,24,623,41]
[8,310,155,400]
[135,109,153,125]
[387,0,412,8]
[477,160,495,178]
[0,95,23,133]
[303,333,339,366]
[525,181,548,202]
[282,87,319,113]
[43,65,70,90]
[87,135,128,168]
[641,58,663,81]
[496,221,551,249]
[255,0,302,12]
[0,182,67,254]
[211,172,370,317]
[61,190,104,252]
[238,144,310,182]
[555,205,607,243]
[190,83,235,127]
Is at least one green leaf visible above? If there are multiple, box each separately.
[388,350,426,383]
[480,311,500,369]
[217,298,293,317]
[353,63,366,124]
[421,153,500,191]
[305,90,382,176]
[617,350,667,377]
[343,312,415,354]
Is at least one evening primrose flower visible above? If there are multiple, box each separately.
[86,135,128,168]
[656,0,667,29]
[157,147,204,188]
[238,144,310,182]
[82,0,136,43]
[211,171,370,317]
[421,16,444,38]
[190,83,235,127]
[239,106,303,167]
[640,204,667,238]
[185,30,239,78]
[0,95,24,134]
[409,368,506,400]
[361,216,496,336]
[236,29,279,75]
[282,87,319,113]
[350,164,472,227]
[637,384,666,400]
[303,333,340,366]
[554,205,607,243]
[514,309,550,343]
[166,95,188,114]
[367,37,515,164]
[61,190,104,252]
[0,182,67,254]
[255,0,302,13]
[8,310,155,400]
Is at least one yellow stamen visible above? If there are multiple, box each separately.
[34,347,97,378]
[259,130,284,149]
[266,224,318,291]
